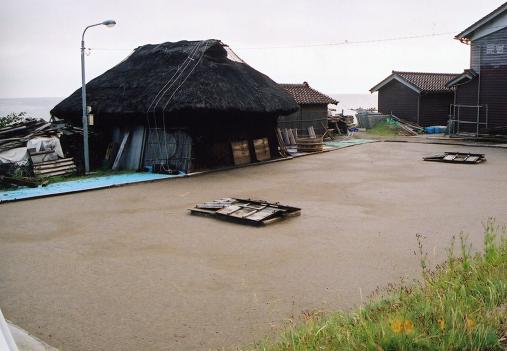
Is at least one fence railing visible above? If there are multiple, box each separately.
[449,104,488,136]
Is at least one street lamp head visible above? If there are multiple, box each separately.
[101,19,116,27]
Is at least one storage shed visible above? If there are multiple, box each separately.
[278,82,337,136]
[446,2,507,135]
[51,39,298,173]
[370,71,458,127]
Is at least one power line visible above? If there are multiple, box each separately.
[86,30,457,53]
[237,31,456,50]
[87,23,507,52]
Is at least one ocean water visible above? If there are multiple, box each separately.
[0,94,376,121]
[0,97,63,121]
[330,93,377,115]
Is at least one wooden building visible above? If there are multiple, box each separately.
[446,3,507,135]
[370,71,458,127]
[51,40,298,173]
[278,82,338,136]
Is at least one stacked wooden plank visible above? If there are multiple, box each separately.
[0,118,82,152]
[33,158,77,177]
[390,115,424,135]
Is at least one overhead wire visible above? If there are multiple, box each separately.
[144,40,204,168]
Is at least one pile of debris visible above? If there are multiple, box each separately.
[387,115,424,136]
[0,117,81,187]
[276,126,325,155]
[327,115,355,136]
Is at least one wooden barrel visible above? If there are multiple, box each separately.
[296,136,324,153]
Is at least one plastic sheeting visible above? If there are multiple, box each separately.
[143,129,192,172]
[0,136,64,165]
[0,172,184,203]
[0,147,29,164]
[27,137,64,158]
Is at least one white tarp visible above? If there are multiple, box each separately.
[27,137,63,158]
[0,147,29,165]
[0,136,63,164]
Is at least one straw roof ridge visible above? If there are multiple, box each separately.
[51,39,298,120]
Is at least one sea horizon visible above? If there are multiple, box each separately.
[0,93,377,120]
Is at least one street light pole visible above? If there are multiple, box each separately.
[80,20,116,174]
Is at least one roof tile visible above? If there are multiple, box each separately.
[394,71,459,93]
[280,82,338,105]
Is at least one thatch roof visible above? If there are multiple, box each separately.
[51,39,298,122]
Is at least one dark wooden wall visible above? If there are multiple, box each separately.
[278,104,328,135]
[419,93,454,126]
[378,80,419,124]
[456,26,507,132]
[454,78,482,133]
[480,67,507,132]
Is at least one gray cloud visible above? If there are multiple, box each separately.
[0,0,502,98]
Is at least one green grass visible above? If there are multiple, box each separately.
[0,170,137,191]
[249,220,507,351]
[39,169,135,185]
[366,120,400,137]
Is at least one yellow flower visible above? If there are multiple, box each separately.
[465,317,476,331]
[438,319,445,331]
[390,319,403,333]
[403,320,414,333]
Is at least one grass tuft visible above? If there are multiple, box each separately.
[248,219,507,351]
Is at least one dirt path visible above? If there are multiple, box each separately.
[1,142,506,351]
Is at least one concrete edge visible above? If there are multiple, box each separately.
[8,137,494,205]
[0,155,297,204]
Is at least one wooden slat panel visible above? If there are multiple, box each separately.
[34,158,74,166]
[231,140,251,165]
[33,160,75,170]
[34,165,77,175]
[253,138,271,161]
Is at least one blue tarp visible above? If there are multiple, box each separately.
[0,172,184,203]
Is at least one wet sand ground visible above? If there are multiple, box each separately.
[1,142,506,350]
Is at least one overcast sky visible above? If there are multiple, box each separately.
[0,0,504,98]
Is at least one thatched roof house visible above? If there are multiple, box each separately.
[52,39,297,172]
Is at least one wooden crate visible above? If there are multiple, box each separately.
[231,140,251,166]
[253,138,271,161]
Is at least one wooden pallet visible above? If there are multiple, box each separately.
[33,157,77,177]
[189,198,301,226]
[423,152,486,164]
